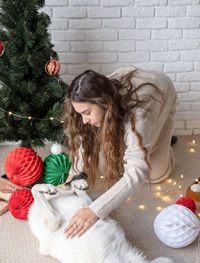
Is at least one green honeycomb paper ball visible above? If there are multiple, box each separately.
[43,152,71,186]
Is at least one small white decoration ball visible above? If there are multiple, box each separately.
[191,183,200,192]
[154,204,200,248]
[51,143,62,155]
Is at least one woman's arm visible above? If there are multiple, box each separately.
[89,122,149,220]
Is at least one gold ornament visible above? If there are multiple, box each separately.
[45,57,60,76]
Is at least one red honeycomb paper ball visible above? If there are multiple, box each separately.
[176,197,196,214]
[5,147,43,186]
[8,189,34,220]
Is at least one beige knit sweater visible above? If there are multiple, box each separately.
[69,67,177,220]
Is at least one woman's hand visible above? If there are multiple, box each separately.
[64,207,98,239]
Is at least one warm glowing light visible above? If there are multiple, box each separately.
[155,192,161,197]
[139,205,145,210]
[8,111,12,115]
[50,117,54,120]
[195,178,199,183]
[178,185,182,189]
[189,148,195,153]
[28,116,32,120]
[162,196,170,202]
[189,140,197,146]
[173,182,176,186]
[167,179,173,183]
[126,197,131,202]
[100,176,104,179]
[180,174,184,178]
[197,213,200,218]
[60,120,64,123]
[179,194,183,198]
[156,186,162,191]
[156,207,163,211]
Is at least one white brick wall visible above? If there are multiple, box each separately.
[44,0,200,135]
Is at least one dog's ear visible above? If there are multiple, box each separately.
[64,172,88,186]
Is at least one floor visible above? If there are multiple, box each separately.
[0,135,200,263]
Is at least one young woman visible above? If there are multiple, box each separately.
[63,67,177,239]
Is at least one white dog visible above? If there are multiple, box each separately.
[28,174,174,263]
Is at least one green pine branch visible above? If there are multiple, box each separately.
[0,0,68,148]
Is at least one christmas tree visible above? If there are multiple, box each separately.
[0,0,68,148]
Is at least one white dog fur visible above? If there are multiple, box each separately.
[28,179,174,263]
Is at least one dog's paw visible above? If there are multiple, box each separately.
[45,213,61,232]
[72,179,89,190]
[32,184,57,195]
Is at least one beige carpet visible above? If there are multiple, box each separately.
[0,136,200,263]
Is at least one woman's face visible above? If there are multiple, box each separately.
[72,101,105,127]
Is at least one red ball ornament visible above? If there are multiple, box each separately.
[5,147,43,186]
[8,189,34,220]
[176,197,196,214]
[45,57,60,75]
[0,41,5,57]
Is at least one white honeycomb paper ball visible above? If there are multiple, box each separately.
[154,204,200,248]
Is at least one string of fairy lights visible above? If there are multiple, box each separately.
[0,107,65,123]
[134,174,186,212]
[100,139,200,217]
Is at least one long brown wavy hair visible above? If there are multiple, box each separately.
[65,69,160,189]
